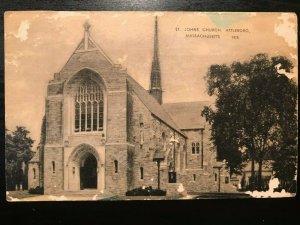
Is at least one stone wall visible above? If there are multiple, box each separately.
[43,147,64,194]
[44,85,64,194]
[42,48,130,195]
[184,129,214,171]
[126,83,187,191]
[28,162,40,189]
[177,127,221,192]
[105,144,129,195]
[45,97,63,145]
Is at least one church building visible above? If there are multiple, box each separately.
[28,17,232,195]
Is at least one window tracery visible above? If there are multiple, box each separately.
[74,84,104,132]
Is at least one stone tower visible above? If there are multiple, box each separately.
[149,16,163,104]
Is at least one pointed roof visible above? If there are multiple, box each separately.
[29,149,40,163]
[163,101,211,130]
[126,74,186,138]
[74,22,114,65]
[149,16,163,104]
[150,16,162,90]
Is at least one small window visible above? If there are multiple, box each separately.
[140,125,144,148]
[193,174,196,181]
[114,160,118,173]
[72,167,75,175]
[33,168,36,179]
[52,161,55,174]
[140,167,144,180]
[192,143,195,154]
[225,176,229,184]
[196,142,200,154]
[215,173,218,181]
[162,132,166,150]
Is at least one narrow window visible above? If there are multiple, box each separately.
[140,167,144,180]
[81,102,86,131]
[140,116,144,148]
[86,102,92,131]
[196,142,200,154]
[52,161,55,174]
[215,173,217,181]
[114,160,118,173]
[98,100,104,131]
[162,132,166,150]
[92,101,98,131]
[193,174,196,181]
[33,168,36,179]
[192,143,195,154]
[75,102,80,132]
[72,167,75,175]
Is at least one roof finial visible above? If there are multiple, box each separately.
[84,21,91,32]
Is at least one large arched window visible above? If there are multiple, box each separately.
[74,83,104,132]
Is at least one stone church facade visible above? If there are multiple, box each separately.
[28,18,233,195]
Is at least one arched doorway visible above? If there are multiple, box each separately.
[80,153,97,189]
[66,143,103,191]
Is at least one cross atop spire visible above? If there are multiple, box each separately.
[149,16,163,104]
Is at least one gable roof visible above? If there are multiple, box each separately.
[163,101,211,130]
[74,31,114,65]
[126,75,186,138]
[59,23,114,77]
[29,149,40,163]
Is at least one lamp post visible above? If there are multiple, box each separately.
[213,163,223,192]
[153,151,165,190]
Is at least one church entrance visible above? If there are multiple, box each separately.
[80,153,97,189]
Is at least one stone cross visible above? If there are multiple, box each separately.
[84,21,91,32]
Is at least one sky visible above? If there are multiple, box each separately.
[4,11,298,148]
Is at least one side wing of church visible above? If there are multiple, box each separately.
[28,18,234,196]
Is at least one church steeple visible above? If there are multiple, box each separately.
[149,16,163,104]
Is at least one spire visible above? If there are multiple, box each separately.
[149,16,163,104]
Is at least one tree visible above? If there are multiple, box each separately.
[5,126,35,190]
[5,128,18,190]
[202,53,298,191]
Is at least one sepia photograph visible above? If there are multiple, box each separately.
[4,11,298,201]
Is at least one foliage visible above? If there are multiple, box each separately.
[126,186,166,196]
[202,53,298,190]
[5,126,35,190]
[28,186,44,195]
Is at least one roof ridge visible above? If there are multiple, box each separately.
[126,74,186,137]
[88,35,114,65]
[163,100,211,105]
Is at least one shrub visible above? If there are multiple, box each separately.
[126,186,166,196]
[28,186,44,194]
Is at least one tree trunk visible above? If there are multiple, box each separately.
[257,160,263,191]
[250,158,255,191]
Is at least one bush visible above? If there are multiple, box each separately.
[126,186,166,196]
[28,186,44,194]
